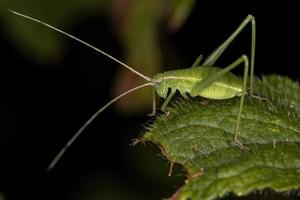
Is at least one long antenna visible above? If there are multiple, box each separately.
[9,9,152,82]
[47,82,154,171]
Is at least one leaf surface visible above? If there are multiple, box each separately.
[143,75,300,200]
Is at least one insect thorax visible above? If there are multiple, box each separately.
[152,69,198,98]
[152,67,243,100]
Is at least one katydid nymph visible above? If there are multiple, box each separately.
[10,10,256,171]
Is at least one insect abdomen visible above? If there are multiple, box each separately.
[153,66,243,99]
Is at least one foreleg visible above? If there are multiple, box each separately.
[148,88,157,116]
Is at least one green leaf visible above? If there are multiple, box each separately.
[142,75,300,200]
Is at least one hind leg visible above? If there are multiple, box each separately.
[203,15,256,95]
[191,55,249,149]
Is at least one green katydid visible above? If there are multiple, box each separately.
[9,10,256,171]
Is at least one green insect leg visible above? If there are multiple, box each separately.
[233,56,249,149]
[249,17,256,95]
[190,55,249,149]
[148,88,157,116]
[203,15,255,95]
[191,54,204,67]
[161,90,176,112]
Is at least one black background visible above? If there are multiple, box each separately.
[1,0,299,199]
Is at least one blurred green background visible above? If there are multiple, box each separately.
[0,0,299,199]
